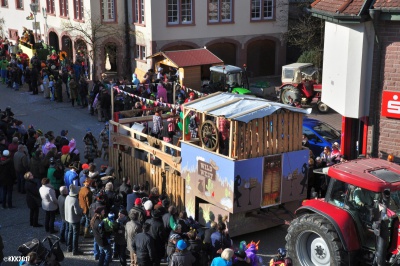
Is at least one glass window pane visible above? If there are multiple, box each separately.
[251,0,261,19]
[135,45,140,58]
[208,0,218,22]
[141,46,146,60]
[263,0,273,19]
[140,0,145,23]
[221,0,231,21]
[168,0,178,24]
[181,0,192,23]
[134,0,139,22]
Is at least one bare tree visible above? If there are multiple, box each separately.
[61,10,123,79]
[0,16,6,38]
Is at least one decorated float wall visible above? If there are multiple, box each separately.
[181,142,310,219]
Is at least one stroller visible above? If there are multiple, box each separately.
[17,235,64,266]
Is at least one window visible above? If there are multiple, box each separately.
[60,0,69,17]
[167,0,193,25]
[135,45,146,61]
[16,0,23,9]
[73,0,84,20]
[46,0,55,14]
[208,0,232,23]
[1,0,8,7]
[101,0,115,22]
[251,0,273,20]
[133,0,145,24]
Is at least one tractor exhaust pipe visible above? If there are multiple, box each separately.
[373,189,391,266]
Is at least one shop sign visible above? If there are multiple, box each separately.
[382,91,400,118]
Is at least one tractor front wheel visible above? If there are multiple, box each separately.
[317,101,330,113]
[285,213,348,266]
[280,85,301,105]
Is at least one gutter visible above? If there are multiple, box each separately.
[308,8,366,23]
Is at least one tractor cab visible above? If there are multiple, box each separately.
[281,63,318,84]
[287,158,400,265]
[207,65,251,94]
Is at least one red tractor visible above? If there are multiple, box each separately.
[285,158,400,265]
[276,63,329,113]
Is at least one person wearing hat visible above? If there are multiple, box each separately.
[64,162,79,193]
[170,239,195,266]
[0,149,16,209]
[58,186,69,243]
[24,172,42,227]
[129,197,146,225]
[133,223,155,266]
[145,208,166,266]
[78,178,93,238]
[79,164,90,186]
[99,122,109,160]
[126,208,142,266]
[114,209,129,265]
[39,178,58,233]
[65,184,83,255]
[233,250,250,266]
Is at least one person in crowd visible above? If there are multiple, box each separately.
[99,122,109,160]
[166,233,181,261]
[79,163,90,186]
[83,129,98,163]
[151,109,163,139]
[132,73,140,87]
[14,144,29,194]
[130,198,146,225]
[8,136,19,159]
[143,200,153,221]
[68,138,80,163]
[59,129,69,148]
[211,248,234,266]
[114,209,129,266]
[0,149,16,209]
[320,146,334,166]
[91,206,112,266]
[47,157,64,198]
[118,177,132,208]
[69,77,78,107]
[233,250,250,266]
[24,171,42,227]
[58,186,69,243]
[79,178,93,238]
[163,205,177,237]
[100,89,112,122]
[39,178,58,233]
[64,162,79,191]
[79,76,89,108]
[145,208,166,266]
[133,223,155,266]
[29,149,45,186]
[187,230,205,266]
[177,211,190,234]
[126,184,141,212]
[331,144,341,164]
[65,184,83,255]
[170,239,196,266]
[126,209,142,266]
[211,222,232,259]
[60,145,71,167]
[55,75,63,102]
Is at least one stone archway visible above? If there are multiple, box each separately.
[48,31,59,51]
[246,39,276,77]
[61,36,73,61]
[207,42,236,66]
[163,45,194,51]
[104,43,118,72]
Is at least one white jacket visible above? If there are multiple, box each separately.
[39,184,58,211]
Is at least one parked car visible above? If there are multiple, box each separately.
[303,118,341,157]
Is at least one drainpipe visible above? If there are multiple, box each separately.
[369,6,382,157]
[124,0,132,77]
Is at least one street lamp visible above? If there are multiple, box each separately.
[42,7,48,44]
[30,1,39,45]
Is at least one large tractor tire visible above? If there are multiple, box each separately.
[285,213,348,266]
[280,85,301,104]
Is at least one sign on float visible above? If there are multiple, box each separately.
[382,90,400,118]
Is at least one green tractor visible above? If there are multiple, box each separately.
[203,65,252,95]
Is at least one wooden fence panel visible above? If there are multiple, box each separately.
[109,147,185,211]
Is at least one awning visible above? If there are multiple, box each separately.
[184,92,312,123]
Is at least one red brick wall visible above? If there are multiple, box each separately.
[368,21,400,160]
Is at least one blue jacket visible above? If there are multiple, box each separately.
[64,170,79,192]
[211,257,232,266]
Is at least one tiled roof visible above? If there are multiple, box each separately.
[311,0,366,16]
[311,0,400,15]
[163,48,223,68]
[373,0,400,9]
